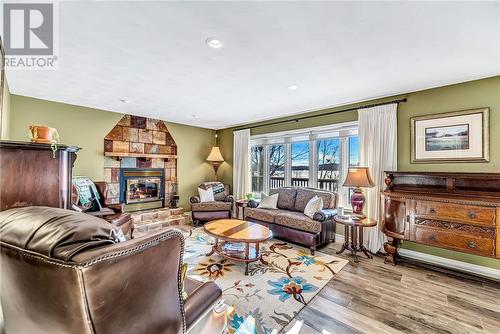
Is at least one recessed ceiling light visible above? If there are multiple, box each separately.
[288,85,298,90]
[119,99,130,104]
[206,38,223,49]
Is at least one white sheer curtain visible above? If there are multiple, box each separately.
[358,103,398,253]
[233,129,251,200]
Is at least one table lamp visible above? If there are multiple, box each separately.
[343,167,375,217]
[206,146,224,178]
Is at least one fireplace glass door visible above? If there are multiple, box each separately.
[126,178,161,203]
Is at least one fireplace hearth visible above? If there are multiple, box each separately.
[120,168,165,212]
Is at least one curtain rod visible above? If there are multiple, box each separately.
[233,98,407,132]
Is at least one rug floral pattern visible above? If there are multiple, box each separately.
[184,229,349,334]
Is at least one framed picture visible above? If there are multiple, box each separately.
[411,108,489,163]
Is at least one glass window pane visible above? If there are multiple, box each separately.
[349,136,359,167]
[251,146,264,194]
[269,144,285,189]
[291,141,309,187]
[317,138,340,192]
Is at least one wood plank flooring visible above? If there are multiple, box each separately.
[281,242,500,334]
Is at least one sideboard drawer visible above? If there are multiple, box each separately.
[415,201,495,225]
[414,226,495,257]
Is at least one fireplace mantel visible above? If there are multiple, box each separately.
[105,152,177,159]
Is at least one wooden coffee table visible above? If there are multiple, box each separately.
[203,219,272,275]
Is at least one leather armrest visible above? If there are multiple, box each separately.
[190,195,200,204]
[183,279,222,330]
[224,195,235,203]
[248,200,259,208]
[313,209,337,222]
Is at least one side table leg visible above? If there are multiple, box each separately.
[244,243,250,275]
[358,226,373,259]
[336,225,349,254]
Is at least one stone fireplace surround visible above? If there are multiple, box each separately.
[103,115,177,210]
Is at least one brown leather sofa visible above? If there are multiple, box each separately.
[72,180,134,237]
[190,182,234,224]
[244,187,338,254]
[0,206,226,334]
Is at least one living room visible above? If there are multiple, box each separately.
[0,1,499,334]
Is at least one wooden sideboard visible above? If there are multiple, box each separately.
[0,140,80,211]
[381,171,500,264]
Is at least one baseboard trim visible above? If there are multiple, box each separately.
[331,233,500,281]
[399,248,500,281]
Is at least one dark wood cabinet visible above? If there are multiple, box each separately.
[382,171,500,264]
[0,141,80,211]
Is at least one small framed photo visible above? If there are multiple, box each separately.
[411,108,489,163]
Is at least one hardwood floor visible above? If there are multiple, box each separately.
[282,241,500,334]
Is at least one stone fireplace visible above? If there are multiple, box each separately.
[103,115,177,212]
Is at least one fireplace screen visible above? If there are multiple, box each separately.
[126,178,161,203]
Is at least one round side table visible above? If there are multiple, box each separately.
[235,199,249,219]
[333,215,377,263]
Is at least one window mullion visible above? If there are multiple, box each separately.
[284,142,291,186]
[263,145,270,194]
[309,139,317,188]
[339,137,349,208]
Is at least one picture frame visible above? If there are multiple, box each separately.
[410,108,489,163]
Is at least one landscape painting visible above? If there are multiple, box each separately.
[424,124,469,151]
[410,108,489,163]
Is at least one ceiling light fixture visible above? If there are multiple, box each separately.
[206,38,223,49]
[288,85,298,90]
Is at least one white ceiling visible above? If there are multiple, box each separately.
[5,1,500,130]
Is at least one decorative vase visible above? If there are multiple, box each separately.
[29,125,58,144]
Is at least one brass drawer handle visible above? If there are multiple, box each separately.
[429,208,436,214]
[467,241,477,249]
[468,211,477,219]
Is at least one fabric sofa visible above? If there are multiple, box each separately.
[244,187,337,254]
[0,206,227,334]
[190,182,234,224]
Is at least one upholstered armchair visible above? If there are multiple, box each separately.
[190,182,234,224]
[0,207,227,334]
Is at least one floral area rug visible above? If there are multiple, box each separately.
[184,228,349,334]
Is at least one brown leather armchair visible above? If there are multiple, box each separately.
[72,180,134,237]
[0,206,227,334]
[190,182,234,224]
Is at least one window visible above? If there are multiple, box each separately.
[317,138,340,192]
[291,141,309,187]
[269,144,285,189]
[250,122,359,209]
[250,146,264,194]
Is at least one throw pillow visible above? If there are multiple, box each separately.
[198,187,215,202]
[304,195,323,219]
[258,193,279,209]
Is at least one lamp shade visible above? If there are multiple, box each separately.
[206,146,224,162]
[343,167,375,188]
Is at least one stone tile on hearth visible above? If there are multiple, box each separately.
[104,140,113,152]
[144,143,159,154]
[139,129,152,143]
[111,168,119,182]
[103,168,112,183]
[107,183,120,198]
[112,141,129,153]
[130,142,144,154]
[104,156,120,168]
[117,115,131,127]
[164,159,176,168]
[158,145,172,155]
[105,197,119,205]
[147,119,162,131]
[137,159,152,168]
[131,115,147,129]
[151,158,164,168]
[123,127,139,142]
[164,168,171,180]
[104,126,123,141]
[152,131,166,145]
[120,157,137,168]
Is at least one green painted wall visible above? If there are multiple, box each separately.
[1,78,10,139]
[217,76,500,270]
[9,95,216,209]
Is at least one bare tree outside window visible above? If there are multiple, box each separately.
[317,138,340,191]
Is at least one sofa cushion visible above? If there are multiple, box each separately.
[270,188,297,210]
[274,211,322,234]
[294,188,337,212]
[244,207,287,223]
[191,201,232,212]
